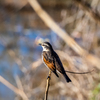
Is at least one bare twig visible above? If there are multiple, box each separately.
[65,69,94,74]
[28,0,100,69]
[44,70,51,100]
[0,76,28,100]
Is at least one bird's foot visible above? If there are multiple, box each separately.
[47,75,51,79]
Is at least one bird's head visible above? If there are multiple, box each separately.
[39,42,53,51]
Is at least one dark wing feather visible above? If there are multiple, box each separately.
[53,51,71,82]
[53,51,65,74]
[43,51,59,77]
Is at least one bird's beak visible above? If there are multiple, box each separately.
[39,43,42,46]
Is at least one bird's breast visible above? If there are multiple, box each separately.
[42,51,55,70]
[42,52,49,68]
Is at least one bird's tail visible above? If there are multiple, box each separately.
[55,72,59,77]
[63,73,71,82]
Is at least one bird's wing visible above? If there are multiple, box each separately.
[42,51,59,77]
[53,51,65,74]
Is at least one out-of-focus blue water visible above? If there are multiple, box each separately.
[0,29,58,100]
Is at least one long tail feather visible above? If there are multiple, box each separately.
[64,73,71,82]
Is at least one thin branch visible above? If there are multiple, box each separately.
[0,76,28,100]
[28,0,100,69]
[44,70,51,100]
[65,69,94,74]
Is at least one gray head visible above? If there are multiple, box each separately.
[39,42,53,51]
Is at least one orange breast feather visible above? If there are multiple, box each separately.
[43,56,56,72]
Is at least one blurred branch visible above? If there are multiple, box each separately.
[30,59,42,70]
[44,70,51,100]
[28,0,100,69]
[0,76,28,100]
[60,10,84,27]
[26,59,42,74]
[8,50,27,73]
[14,75,24,91]
[74,0,100,25]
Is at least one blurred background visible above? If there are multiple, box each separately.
[0,0,100,100]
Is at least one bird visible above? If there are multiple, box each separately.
[39,42,71,82]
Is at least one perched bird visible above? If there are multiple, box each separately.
[39,42,71,82]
